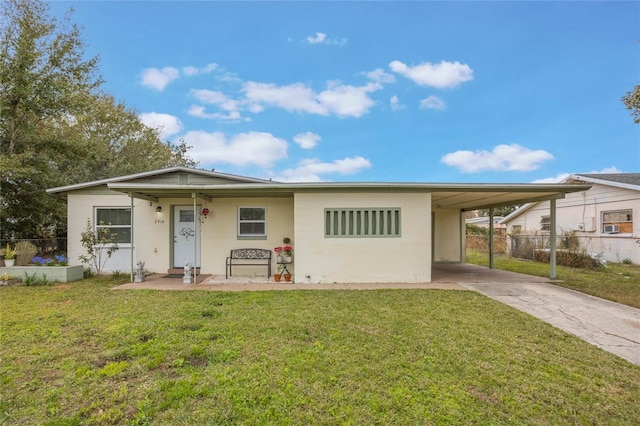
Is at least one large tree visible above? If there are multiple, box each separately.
[621,83,640,124]
[1,0,195,239]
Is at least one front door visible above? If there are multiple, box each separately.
[173,205,201,268]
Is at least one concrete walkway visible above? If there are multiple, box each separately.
[458,280,640,366]
[113,264,640,366]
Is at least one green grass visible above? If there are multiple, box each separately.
[1,277,640,425]
[466,249,640,309]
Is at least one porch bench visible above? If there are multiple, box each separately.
[225,248,272,279]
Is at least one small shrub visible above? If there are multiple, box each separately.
[534,250,602,269]
[83,268,95,279]
[622,258,634,265]
[111,270,128,281]
[23,272,38,286]
[79,219,119,275]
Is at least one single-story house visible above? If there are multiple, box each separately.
[47,167,591,283]
[500,173,640,263]
[465,215,506,231]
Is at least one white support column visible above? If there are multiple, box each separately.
[489,208,494,269]
[130,193,134,282]
[550,199,557,280]
[192,193,197,284]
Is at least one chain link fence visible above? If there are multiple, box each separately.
[466,234,639,265]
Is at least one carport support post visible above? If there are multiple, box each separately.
[550,199,557,280]
[130,193,134,282]
[192,193,197,284]
[488,207,494,269]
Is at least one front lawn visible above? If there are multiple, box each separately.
[466,250,640,308]
[1,277,639,425]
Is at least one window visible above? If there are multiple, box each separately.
[540,215,550,232]
[95,208,131,244]
[238,207,266,237]
[602,209,633,233]
[511,225,522,233]
[325,208,401,238]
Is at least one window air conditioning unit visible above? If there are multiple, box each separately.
[603,224,620,234]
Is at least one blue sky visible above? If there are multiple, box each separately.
[49,1,639,183]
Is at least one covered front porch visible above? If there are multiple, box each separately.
[112,263,552,291]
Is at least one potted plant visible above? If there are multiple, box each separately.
[274,264,283,282]
[282,237,293,263]
[2,244,17,267]
[283,270,292,282]
[274,246,284,263]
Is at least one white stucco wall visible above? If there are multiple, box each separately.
[293,192,432,283]
[67,189,135,273]
[433,208,463,262]
[67,191,294,274]
[197,197,294,276]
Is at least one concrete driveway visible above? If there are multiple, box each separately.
[449,267,640,366]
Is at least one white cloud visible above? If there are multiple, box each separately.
[274,156,372,182]
[306,32,327,44]
[192,89,240,112]
[390,60,474,89]
[140,67,180,91]
[441,143,554,173]
[182,131,287,167]
[293,132,321,149]
[243,82,326,115]
[390,95,403,111]
[531,174,571,184]
[139,112,183,139]
[243,81,380,118]
[182,63,218,76]
[420,95,446,110]
[317,82,379,117]
[303,32,347,46]
[588,166,622,174]
[187,105,248,122]
[532,167,622,183]
[365,68,396,84]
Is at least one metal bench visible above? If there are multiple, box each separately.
[225,248,272,279]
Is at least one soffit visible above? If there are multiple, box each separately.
[107,182,591,211]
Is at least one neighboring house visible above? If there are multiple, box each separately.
[47,167,590,283]
[465,216,506,231]
[500,173,640,263]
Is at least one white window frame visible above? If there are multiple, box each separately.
[237,206,267,238]
[601,209,633,234]
[540,215,551,232]
[94,207,132,246]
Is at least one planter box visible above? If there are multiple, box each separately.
[0,265,84,283]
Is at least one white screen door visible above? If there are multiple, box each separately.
[173,205,201,268]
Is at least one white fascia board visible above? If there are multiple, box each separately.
[565,174,640,192]
[47,166,271,194]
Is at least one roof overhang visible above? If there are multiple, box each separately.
[106,182,592,211]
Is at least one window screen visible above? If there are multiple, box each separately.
[95,208,131,244]
[238,207,266,236]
